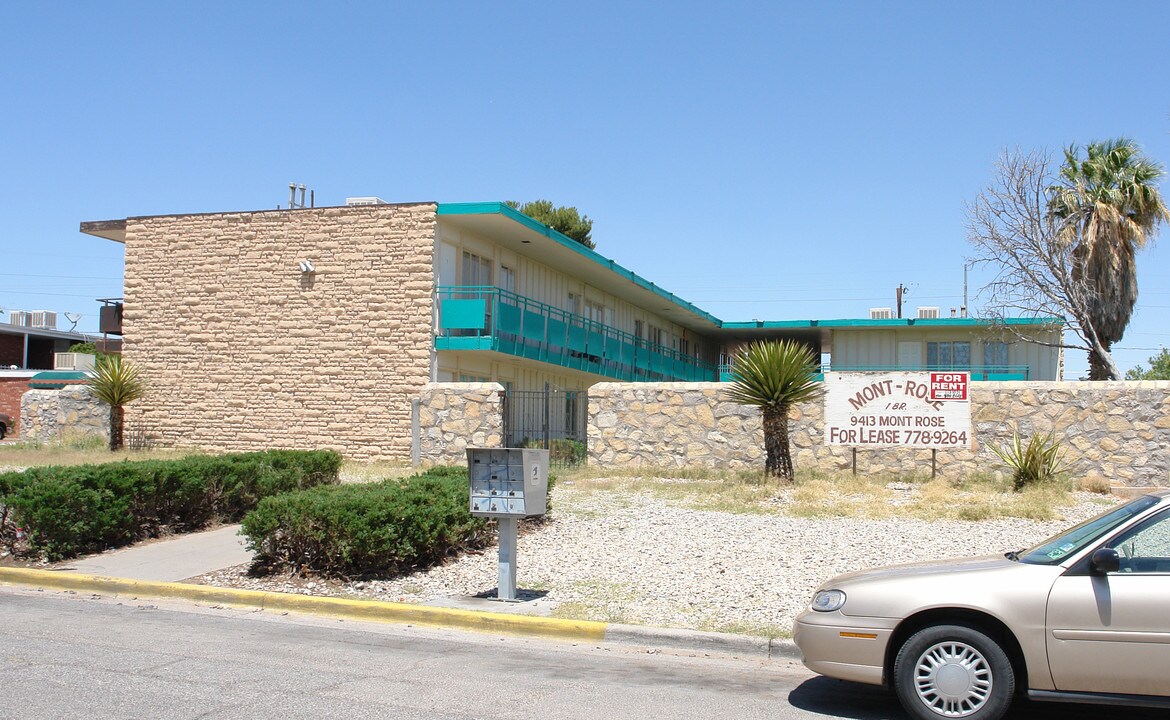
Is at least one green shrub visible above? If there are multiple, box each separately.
[0,450,341,561]
[242,466,490,578]
[990,431,1067,491]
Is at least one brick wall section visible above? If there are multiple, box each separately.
[0,375,36,435]
[122,204,437,460]
[587,381,1170,487]
[417,382,505,465]
[0,336,22,367]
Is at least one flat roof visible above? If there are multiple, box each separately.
[83,201,1064,335]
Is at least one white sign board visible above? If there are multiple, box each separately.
[824,372,972,449]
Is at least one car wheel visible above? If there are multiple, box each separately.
[893,624,1014,720]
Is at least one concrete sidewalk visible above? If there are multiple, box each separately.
[53,525,253,582]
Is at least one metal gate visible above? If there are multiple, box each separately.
[502,383,587,468]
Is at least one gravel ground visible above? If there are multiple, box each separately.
[191,480,1118,636]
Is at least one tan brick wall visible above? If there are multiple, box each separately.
[588,381,1170,487]
[122,204,437,460]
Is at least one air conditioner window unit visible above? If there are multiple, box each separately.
[9,311,30,326]
[55,352,96,372]
[869,308,894,320]
[346,197,387,206]
[917,307,941,319]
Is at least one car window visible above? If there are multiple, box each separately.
[1020,495,1161,565]
[1107,509,1170,573]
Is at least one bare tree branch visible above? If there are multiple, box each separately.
[965,149,1122,379]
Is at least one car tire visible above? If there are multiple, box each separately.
[0,424,5,440]
[893,623,1015,720]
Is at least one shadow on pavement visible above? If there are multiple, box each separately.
[789,677,1168,719]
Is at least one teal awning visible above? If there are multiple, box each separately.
[29,371,89,389]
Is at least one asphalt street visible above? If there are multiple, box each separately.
[0,586,1160,720]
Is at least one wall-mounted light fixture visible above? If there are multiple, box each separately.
[298,260,315,273]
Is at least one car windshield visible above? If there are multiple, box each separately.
[1019,495,1162,565]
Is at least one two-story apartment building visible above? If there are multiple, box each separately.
[81,200,1061,459]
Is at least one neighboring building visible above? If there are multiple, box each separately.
[81,201,1062,459]
[1,312,95,371]
[0,313,98,435]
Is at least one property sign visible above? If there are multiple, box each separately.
[824,372,972,449]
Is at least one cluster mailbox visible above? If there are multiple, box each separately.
[467,448,549,518]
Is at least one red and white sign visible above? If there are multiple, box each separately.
[930,372,968,401]
[824,372,973,449]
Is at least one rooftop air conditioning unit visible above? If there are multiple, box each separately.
[345,197,387,206]
[30,311,57,329]
[917,307,941,319]
[869,308,894,320]
[9,311,30,326]
[55,353,96,372]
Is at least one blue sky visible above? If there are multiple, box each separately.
[2,1,1168,378]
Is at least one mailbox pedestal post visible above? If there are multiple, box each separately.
[467,447,549,603]
[497,517,519,601]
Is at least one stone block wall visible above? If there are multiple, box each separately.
[417,382,505,465]
[588,381,1170,487]
[20,385,109,443]
[122,203,437,460]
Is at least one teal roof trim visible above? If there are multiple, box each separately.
[720,317,1065,330]
[437,202,722,328]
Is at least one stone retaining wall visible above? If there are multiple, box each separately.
[416,382,505,465]
[587,381,1170,487]
[20,386,109,443]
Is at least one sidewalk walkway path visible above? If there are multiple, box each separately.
[54,525,252,582]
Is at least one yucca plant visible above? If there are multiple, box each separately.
[990,430,1067,491]
[87,355,147,451]
[725,339,823,480]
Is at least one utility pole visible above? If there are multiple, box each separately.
[896,283,909,318]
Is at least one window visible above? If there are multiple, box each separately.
[461,251,491,286]
[499,265,515,293]
[458,373,490,382]
[984,341,1008,368]
[634,319,644,341]
[567,292,581,315]
[585,299,605,324]
[1108,509,1170,573]
[648,325,663,347]
[927,341,971,368]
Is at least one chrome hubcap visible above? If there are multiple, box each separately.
[913,640,993,717]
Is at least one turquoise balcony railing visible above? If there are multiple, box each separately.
[718,363,1031,382]
[436,286,719,382]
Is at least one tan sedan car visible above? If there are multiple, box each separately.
[794,490,1170,720]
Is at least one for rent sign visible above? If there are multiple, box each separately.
[824,372,972,449]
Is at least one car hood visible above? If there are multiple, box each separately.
[819,554,1064,620]
[829,554,1014,585]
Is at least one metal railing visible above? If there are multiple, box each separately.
[436,286,719,382]
[719,362,1031,382]
[502,383,587,468]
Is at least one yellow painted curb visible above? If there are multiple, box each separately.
[0,567,608,642]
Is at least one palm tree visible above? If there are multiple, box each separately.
[725,339,823,480]
[87,355,147,451]
[1049,139,1169,380]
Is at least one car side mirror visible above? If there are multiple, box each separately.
[1090,548,1120,574]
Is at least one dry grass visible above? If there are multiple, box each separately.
[0,436,192,470]
[556,465,1098,522]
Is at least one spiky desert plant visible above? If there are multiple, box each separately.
[725,340,823,480]
[87,355,146,451]
[990,430,1067,491]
